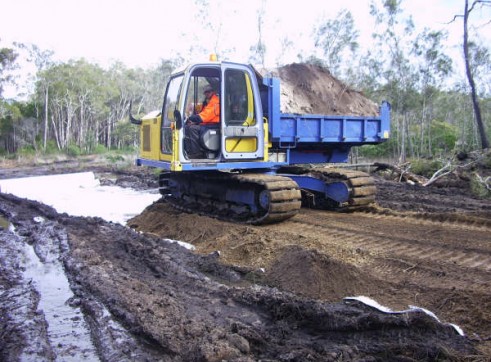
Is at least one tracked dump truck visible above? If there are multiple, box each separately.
[130,60,390,224]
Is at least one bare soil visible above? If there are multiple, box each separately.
[128,174,491,358]
[1,160,490,361]
[268,63,380,116]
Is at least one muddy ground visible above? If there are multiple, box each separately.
[0,159,490,361]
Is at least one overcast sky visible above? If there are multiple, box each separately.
[2,0,482,68]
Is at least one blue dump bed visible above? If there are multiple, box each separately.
[262,77,390,149]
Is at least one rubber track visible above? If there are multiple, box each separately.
[160,172,302,225]
[315,167,377,209]
[281,166,377,210]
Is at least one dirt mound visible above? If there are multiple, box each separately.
[129,202,383,302]
[266,245,376,301]
[267,63,379,116]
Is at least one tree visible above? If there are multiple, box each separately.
[313,9,359,77]
[0,42,18,97]
[458,0,491,149]
[0,100,37,154]
[275,36,294,67]
[412,29,453,155]
[23,44,54,150]
[30,57,179,155]
[367,0,418,162]
[249,1,267,68]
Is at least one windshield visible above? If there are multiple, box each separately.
[161,75,183,154]
[162,75,183,127]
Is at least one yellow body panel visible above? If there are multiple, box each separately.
[225,137,257,153]
[139,114,161,160]
[263,120,269,161]
[171,126,182,171]
[244,74,256,126]
[138,113,182,171]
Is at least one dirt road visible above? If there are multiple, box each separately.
[1,163,490,360]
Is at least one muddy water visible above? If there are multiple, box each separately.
[0,172,160,224]
[18,229,99,361]
[0,173,161,361]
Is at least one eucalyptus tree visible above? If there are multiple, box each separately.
[105,58,178,150]
[454,0,491,149]
[313,9,359,78]
[412,29,453,156]
[23,44,54,149]
[0,43,17,97]
[367,0,419,161]
[35,60,108,151]
[0,41,18,153]
[192,0,225,58]
[249,0,267,68]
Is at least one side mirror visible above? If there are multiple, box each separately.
[129,101,142,125]
[174,109,182,130]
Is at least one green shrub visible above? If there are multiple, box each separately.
[66,143,81,157]
[430,120,457,155]
[17,146,36,157]
[44,140,59,155]
[478,152,491,169]
[356,138,396,159]
[410,159,443,178]
[93,144,107,154]
[106,153,125,163]
[470,174,491,198]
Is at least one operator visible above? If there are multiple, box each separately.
[184,85,220,158]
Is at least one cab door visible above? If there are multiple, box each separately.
[221,63,264,160]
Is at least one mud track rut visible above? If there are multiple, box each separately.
[277,209,491,292]
[292,209,491,271]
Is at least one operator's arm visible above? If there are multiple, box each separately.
[198,95,220,124]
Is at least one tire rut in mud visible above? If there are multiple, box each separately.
[292,209,491,274]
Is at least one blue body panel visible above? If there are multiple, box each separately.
[136,158,287,171]
[263,77,390,148]
[278,174,350,203]
[288,149,350,164]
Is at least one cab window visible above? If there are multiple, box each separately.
[161,75,183,153]
[184,67,220,119]
[224,69,256,126]
[162,75,183,127]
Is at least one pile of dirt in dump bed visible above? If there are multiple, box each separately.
[0,192,477,361]
[264,63,379,116]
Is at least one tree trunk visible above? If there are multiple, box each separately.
[51,115,61,150]
[43,85,49,150]
[463,0,489,149]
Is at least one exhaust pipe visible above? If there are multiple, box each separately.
[129,101,142,125]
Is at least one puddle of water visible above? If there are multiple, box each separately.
[19,232,99,361]
[0,172,160,224]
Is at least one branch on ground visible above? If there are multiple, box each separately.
[475,173,491,191]
[373,162,427,185]
[423,161,454,187]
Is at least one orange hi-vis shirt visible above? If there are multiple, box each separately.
[199,93,220,124]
